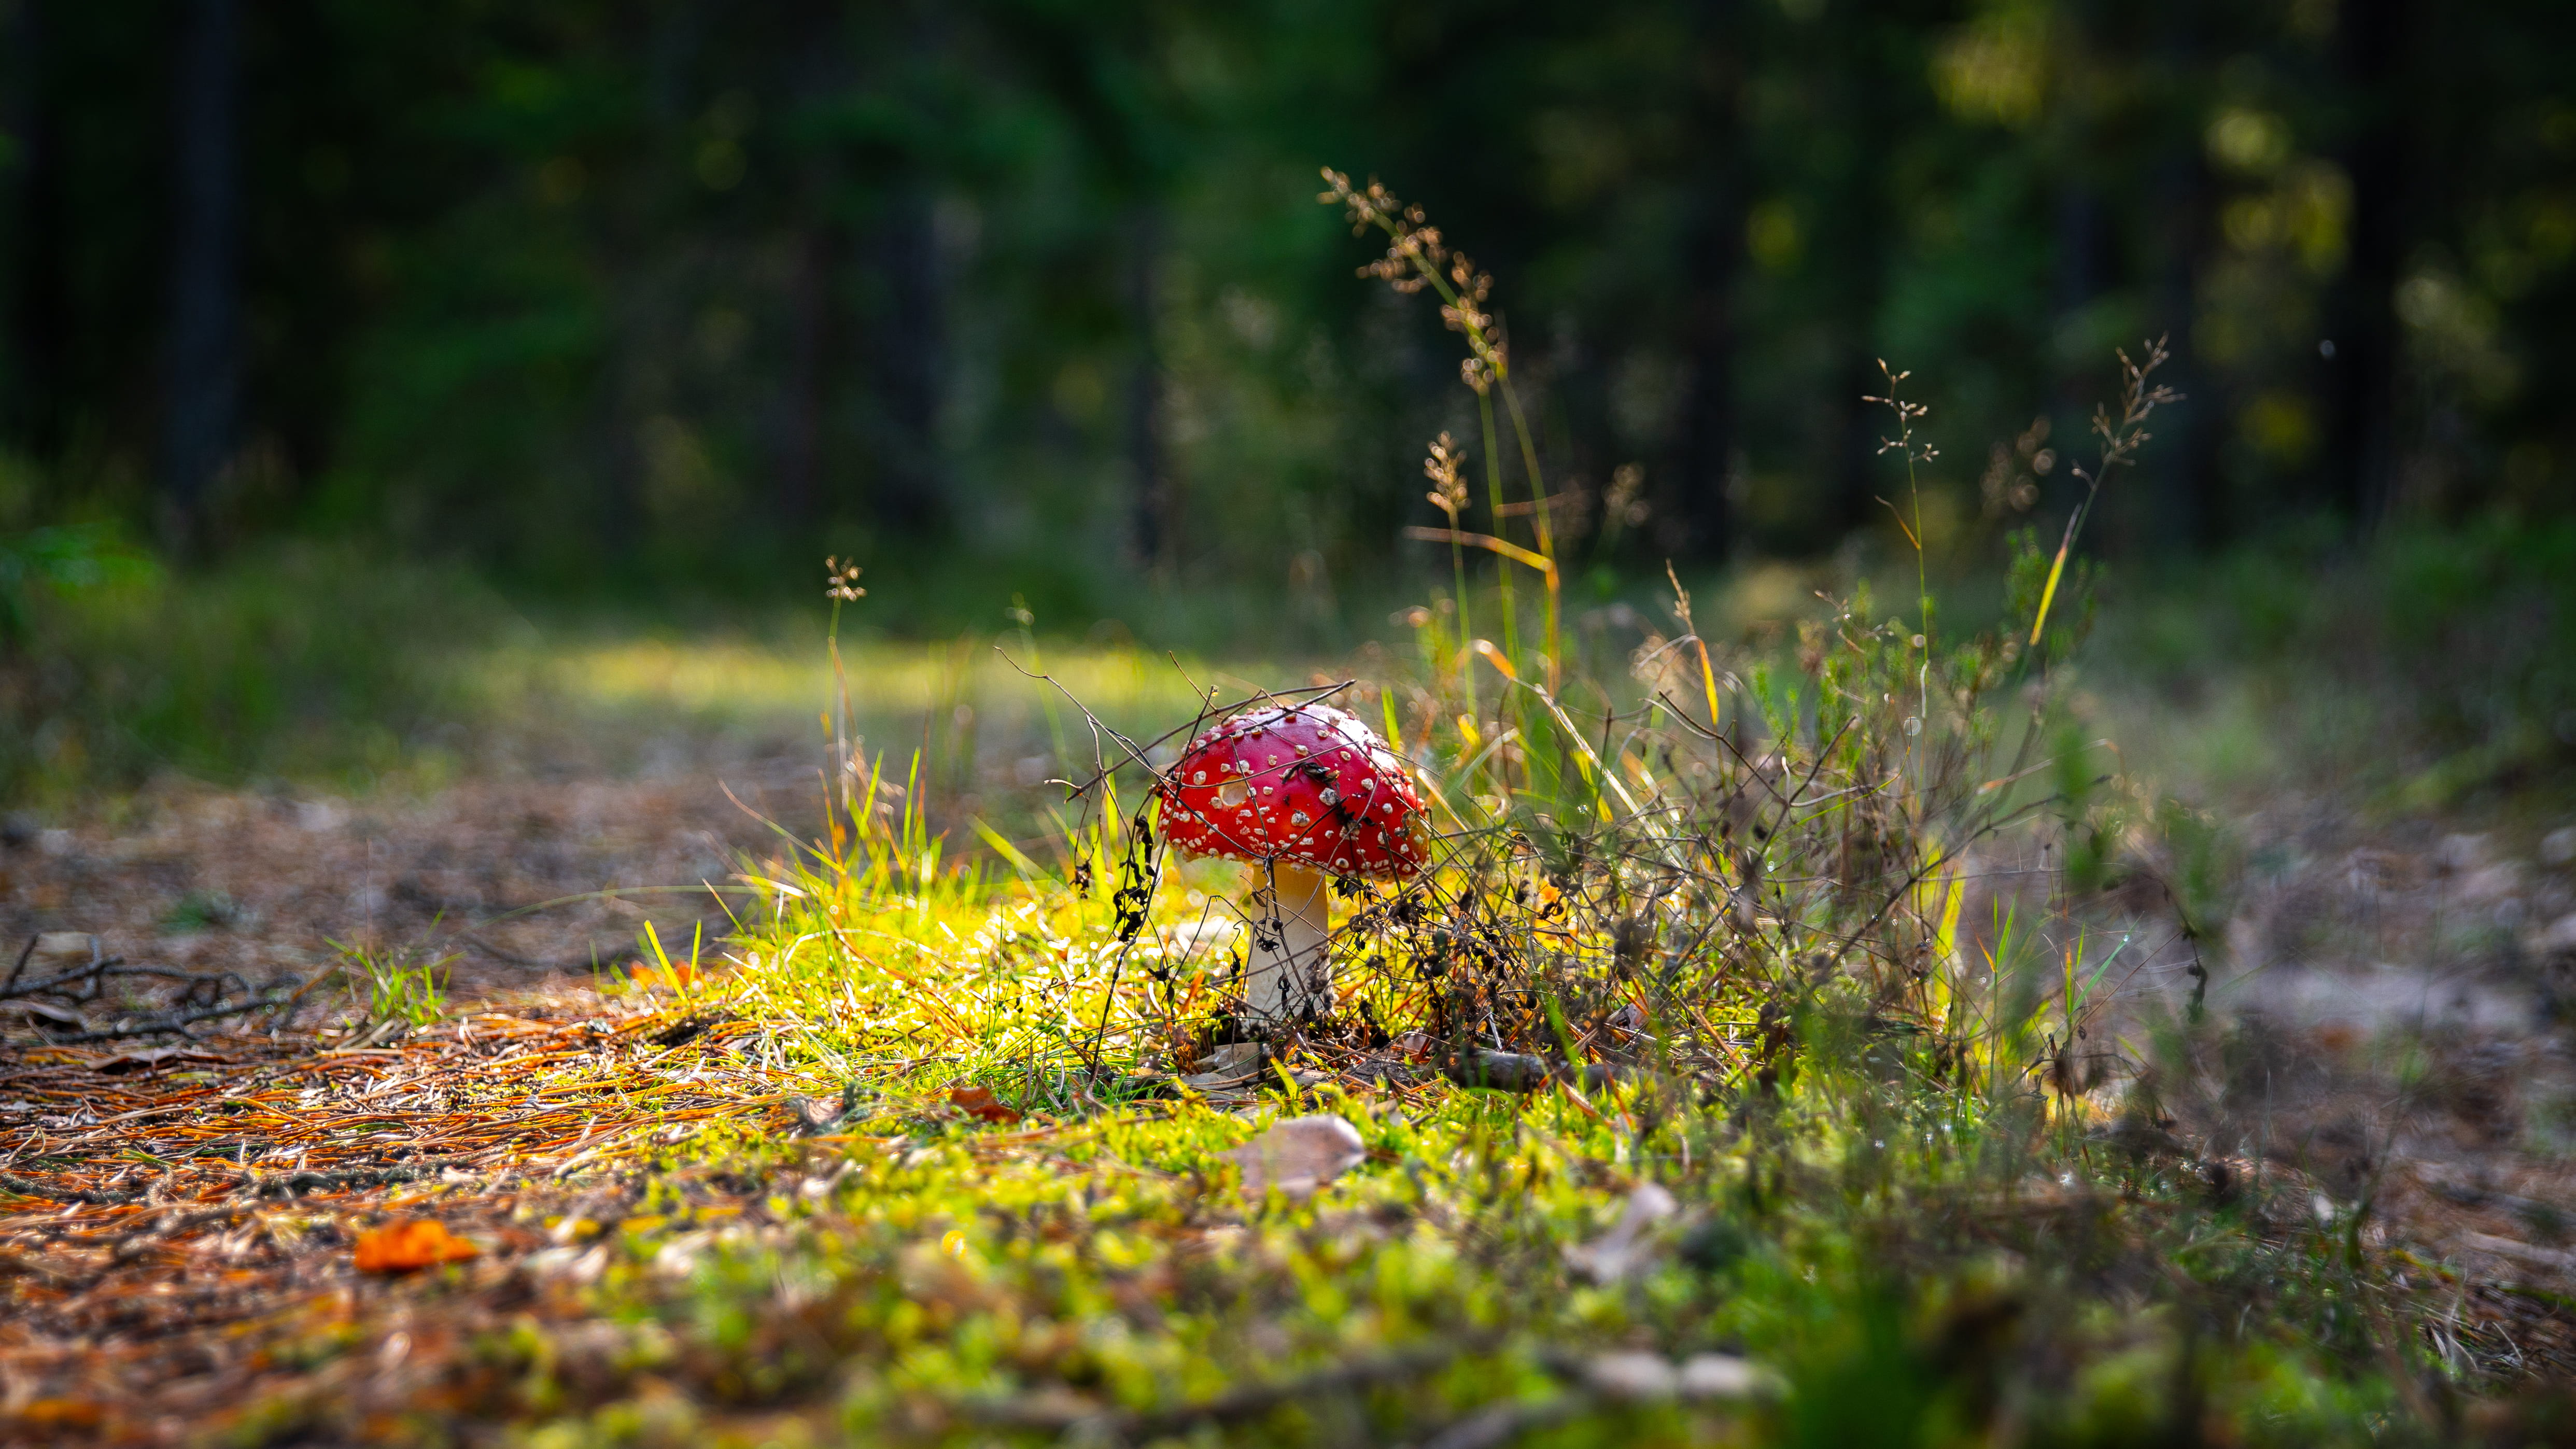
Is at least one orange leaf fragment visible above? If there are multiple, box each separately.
[13,1399,106,1431]
[353,1218,482,1273]
[949,1086,1022,1124]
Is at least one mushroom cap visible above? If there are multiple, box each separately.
[1154,702,1429,878]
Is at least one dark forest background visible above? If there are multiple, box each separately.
[1,0,2570,628]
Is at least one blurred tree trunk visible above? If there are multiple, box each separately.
[1127,204,1169,570]
[591,0,701,558]
[2323,0,2407,530]
[867,190,944,535]
[1824,16,1888,544]
[1673,0,1743,562]
[161,0,240,552]
[2120,0,2219,551]
[980,0,1172,561]
[780,220,832,527]
[2147,147,2219,548]
[778,3,847,531]
[5,0,66,461]
[2053,186,2105,366]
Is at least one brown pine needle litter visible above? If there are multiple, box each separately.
[0,974,1462,1445]
[0,1002,802,1442]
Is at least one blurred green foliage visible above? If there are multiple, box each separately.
[2102,515,2576,811]
[0,0,2568,623]
[0,539,511,804]
[3,0,2572,807]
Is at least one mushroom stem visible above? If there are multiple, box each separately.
[1246,861,1332,1023]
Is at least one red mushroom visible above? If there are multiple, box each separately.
[1155,702,1429,1023]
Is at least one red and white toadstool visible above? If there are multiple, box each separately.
[1155,702,1430,1024]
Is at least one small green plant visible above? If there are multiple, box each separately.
[0,522,154,651]
[2014,337,2179,658]
[1326,170,1564,690]
[158,889,242,934]
[330,940,452,1029]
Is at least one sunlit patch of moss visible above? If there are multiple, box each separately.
[478,986,2432,1445]
[543,637,1216,732]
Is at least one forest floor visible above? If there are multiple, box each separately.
[6,652,2576,1447]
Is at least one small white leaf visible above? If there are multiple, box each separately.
[1678,1354,1766,1401]
[1586,1352,1679,1402]
[1222,1114,1367,1198]
[1565,1182,1678,1284]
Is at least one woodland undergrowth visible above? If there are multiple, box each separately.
[459,191,2514,1448]
[6,184,2541,1449]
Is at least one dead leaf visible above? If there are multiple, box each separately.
[1222,1114,1367,1199]
[1565,1183,1677,1284]
[1586,1351,1680,1402]
[950,1086,1022,1124]
[8,1398,106,1432]
[1584,1351,1775,1403]
[1192,1042,1265,1077]
[353,1218,482,1273]
[27,932,101,970]
[631,961,697,991]
[1179,1042,1266,1092]
[1677,1354,1771,1401]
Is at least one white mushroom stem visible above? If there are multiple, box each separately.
[1245,861,1332,1023]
